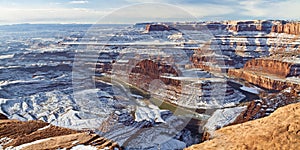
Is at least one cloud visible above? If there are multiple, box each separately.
[0,7,109,24]
[262,0,300,19]
[69,0,89,4]
[124,0,167,3]
[180,4,235,18]
[0,0,299,24]
[234,0,300,19]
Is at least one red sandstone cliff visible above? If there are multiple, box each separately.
[228,57,300,91]
[243,58,300,77]
[145,24,174,32]
[227,20,300,35]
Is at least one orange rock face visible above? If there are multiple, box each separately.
[129,59,180,89]
[227,20,300,35]
[244,58,300,77]
[186,102,300,150]
[271,22,300,35]
[229,69,299,90]
[0,119,121,150]
[228,57,300,91]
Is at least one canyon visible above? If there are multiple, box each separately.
[95,20,300,149]
[1,20,300,149]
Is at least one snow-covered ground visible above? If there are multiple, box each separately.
[240,86,261,94]
[204,106,247,132]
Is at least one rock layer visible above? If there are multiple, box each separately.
[244,58,300,77]
[0,119,121,150]
[229,69,300,90]
[228,57,300,91]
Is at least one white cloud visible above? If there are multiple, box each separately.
[264,0,300,19]
[0,7,108,24]
[97,3,196,23]
[126,0,167,3]
[1,0,299,24]
[237,0,300,19]
[180,4,235,18]
[95,3,236,24]
[69,0,89,4]
[238,0,268,17]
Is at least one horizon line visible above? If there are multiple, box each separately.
[1,19,300,26]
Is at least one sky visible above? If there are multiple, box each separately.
[0,0,299,24]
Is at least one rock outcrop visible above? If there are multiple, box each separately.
[229,88,299,125]
[228,57,300,91]
[229,69,300,91]
[145,24,174,32]
[184,20,300,72]
[243,58,300,77]
[226,20,300,35]
[271,21,300,35]
[146,20,300,35]
[0,119,121,150]
[186,102,300,150]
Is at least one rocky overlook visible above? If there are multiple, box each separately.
[186,102,300,150]
[0,117,121,150]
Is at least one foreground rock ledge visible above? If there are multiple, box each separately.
[0,119,121,150]
[186,102,300,150]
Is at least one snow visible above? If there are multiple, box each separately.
[71,145,98,150]
[0,54,14,59]
[159,139,186,150]
[135,103,166,123]
[51,109,106,130]
[286,77,300,84]
[0,137,13,149]
[240,86,260,94]
[72,140,79,145]
[204,106,247,132]
[160,76,226,82]
[37,124,51,131]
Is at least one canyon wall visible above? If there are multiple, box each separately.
[145,20,300,35]
[243,58,300,77]
[228,57,300,91]
[228,68,300,91]
[226,20,300,35]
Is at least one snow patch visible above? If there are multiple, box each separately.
[71,145,98,150]
[135,104,166,123]
[0,54,14,59]
[204,106,247,132]
[37,124,51,131]
[240,86,260,94]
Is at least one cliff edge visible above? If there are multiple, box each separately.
[0,119,121,150]
[186,102,300,150]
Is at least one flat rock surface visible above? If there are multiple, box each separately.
[186,102,300,150]
[0,119,120,150]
